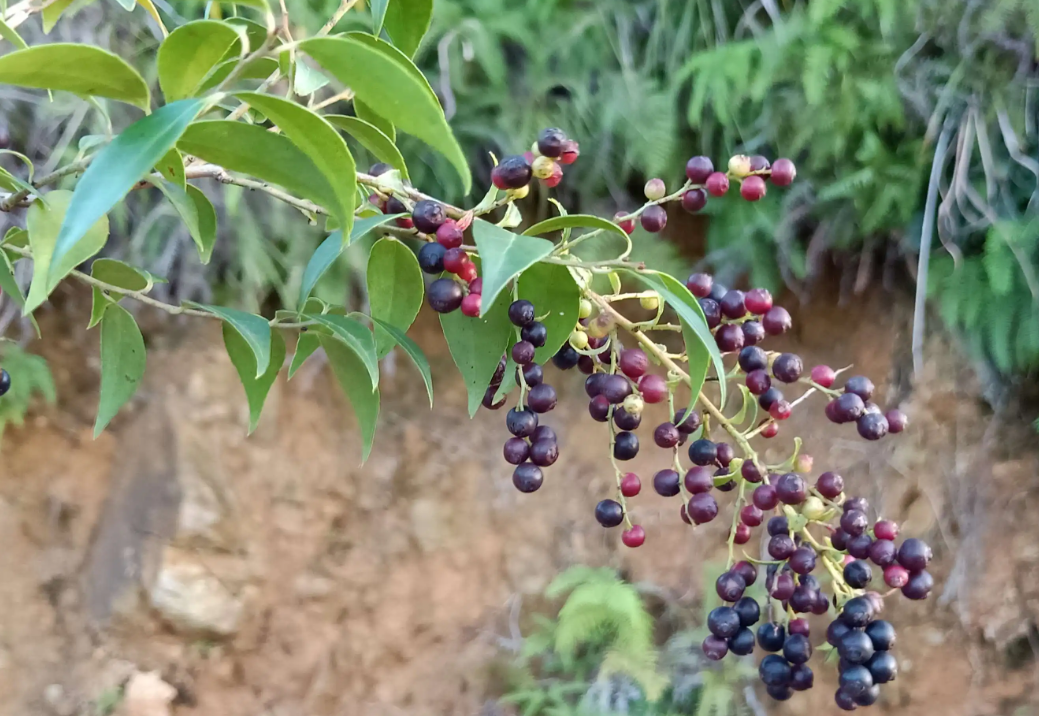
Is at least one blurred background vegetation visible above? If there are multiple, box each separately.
[0,0,1037,416]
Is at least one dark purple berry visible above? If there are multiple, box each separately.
[746,369,771,395]
[506,407,537,437]
[868,539,897,567]
[776,473,807,504]
[844,560,873,588]
[537,127,567,157]
[685,156,714,183]
[427,278,463,313]
[754,485,779,511]
[886,409,908,433]
[411,199,446,234]
[708,282,728,302]
[683,466,713,494]
[595,499,624,527]
[674,408,701,433]
[512,341,535,365]
[841,510,868,537]
[865,620,896,651]
[757,623,785,652]
[687,493,718,524]
[418,242,447,274]
[716,443,734,467]
[827,619,851,647]
[707,605,741,638]
[527,383,557,413]
[868,651,897,684]
[715,324,744,353]
[653,469,681,497]
[728,627,756,656]
[512,463,543,493]
[897,538,932,571]
[901,569,933,600]
[783,633,812,665]
[741,461,764,483]
[844,375,875,400]
[832,393,866,423]
[839,630,875,665]
[385,196,407,215]
[844,497,870,514]
[790,664,814,691]
[613,431,639,460]
[640,205,667,233]
[771,573,795,601]
[839,665,874,702]
[742,320,766,345]
[698,298,721,328]
[520,321,547,348]
[847,534,873,560]
[857,413,889,440]
[503,438,529,465]
[758,654,791,687]
[789,546,817,575]
[738,346,768,373]
[529,439,558,467]
[681,188,707,213]
[790,585,817,613]
[602,375,632,404]
[733,561,758,586]
[654,422,680,448]
[772,353,803,383]
[588,395,610,422]
[839,597,873,628]
[767,515,788,536]
[482,388,505,410]
[686,272,713,298]
[521,363,543,387]
[613,407,641,431]
[734,596,760,626]
[766,684,793,702]
[552,344,580,370]
[758,387,783,411]
[531,426,556,443]
[720,290,746,319]
[768,534,795,560]
[585,373,606,398]
[835,688,858,711]
[688,438,717,466]
[702,634,728,661]
[817,471,844,498]
[491,155,533,189]
[762,306,792,335]
[508,300,535,327]
[716,572,746,602]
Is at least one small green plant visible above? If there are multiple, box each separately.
[93,686,124,716]
[0,342,54,443]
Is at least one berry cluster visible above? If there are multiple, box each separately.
[492,127,580,192]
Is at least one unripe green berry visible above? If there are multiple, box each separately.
[640,293,660,311]
[508,185,530,200]
[802,496,826,521]
[586,313,614,339]
[570,329,589,350]
[728,154,752,177]
[622,394,644,417]
[644,178,666,201]
[532,156,557,180]
[579,299,593,319]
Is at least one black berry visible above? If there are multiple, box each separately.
[512,463,543,493]
[503,438,529,465]
[537,127,567,157]
[758,387,783,411]
[411,199,446,234]
[653,469,681,497]
[758,654,791,687]
[844,560,873,588]
[729,627,756,655]
[867,651,898,683]
[688,438,717,466]
[552,345,580,370]
[492,155,533,190]
[527,383,557,413]
[716,571,746,602]
[897,538,933,571]
[521,321,547,347]
[427,278,463,313]
[707,606,741,638]
[783,633,812,664]
[508,299,536,326]
[734,596,760,626]
[506,407,538,437]
[512,341,535,365]
[602,375,632,404]
[844,375,875,400]
[529,439,558,467]
[865,620,896,651]
[522,363,543,386]
[738,346,768,373]
[857,412,889,440]
[839,630,875,665]
[653,422,680,448]
[757,623,786,652]
[594,499,624,527]
[418,242,446,274]
[772,353,803,383]
[698,298,721,328]
[613,431,639,460]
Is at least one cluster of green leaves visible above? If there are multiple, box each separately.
[499,565,756,716]
[0,341,55,443]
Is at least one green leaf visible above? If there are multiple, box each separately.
[91,258,150,291]
[367,237,423,359]
[326,115,409,179]
[224,324,284,434]
[42,0,76,33]
[3,227,28,248]
[49,99,204,285]
[0,43,149,109]
[367,314,433,407]
[624,270,723,408]
[293,60,330,96]
[288,331,320,379]
[186,303,271,377]
[226,17,268,51]
[198,56,279,92]
[0,249,39,336]
[156,148,186,188]
[158,20,241,102]
[440,290,512,417]
[25,190,109,313]
[300,34,470,192]
[517,262,581,364]
[88,286,113,329]
[305,313,379,388]
[354,98,395,142]
[234,92,356,232]
[149,178,217,263]
[523,214,629,242]
[178,120,340,218]
[472,219,554,315]
[383,0,432,58]
[0,167,39,199]
[0,17,29,50]
[319,333,380,462]
[136,0,168,34]
[371,0,390,35]
[94,303,146,436]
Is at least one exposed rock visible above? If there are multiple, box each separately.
[148,549,243,637]
[121,671,176,716]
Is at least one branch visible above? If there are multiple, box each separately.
[0,158,93,211]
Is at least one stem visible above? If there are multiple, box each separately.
[0,157,93,211]
[319,0,359,35]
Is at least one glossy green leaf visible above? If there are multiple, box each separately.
[367,237,423,359]
[94,303,146,436]
[288,331,320,379]
[293,61,330,95]
[299,34,470,192]
[178,120,339,216]
[0,167,37,198]
[305,313,379,388]
[319,334,380,462]
[440,290,512,417]
[224,324,284,434]
[326,115,408,179]
[517,262,581,364]
[349,212,405,245]
[156,148,186,188]
[354,98,395,141]
[731,384,757,427]
[472,219,554,315]
[625,270,723,408]
[367,315,433,407]
[0,17,28,50]
[88,287,113,329]
[25,190,110,313]
[91,258,150,291]
[0,44,149,109]
[186,303,271,377]
[150,178,217,263]
[49,99,204,285]
[523,214,629,242]
[235,92,356,232]
[198,56,279,92]
[3,227,28,248]
[371,0,390,35]
[226,17,267,50]
[158,20,240,102]
[0,249,39,336]
[42,0,76,33]
[383,0,432,58]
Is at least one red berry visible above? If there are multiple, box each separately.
[685,155,714,183]
[883,564,909,589]
[733,523,752,544]
[395,216,414,229]
[740,175,767,201]
[637,374,667,403]
[744,288,773,315]
[460,293,481,317]
[640,205,667,233]
[874,520,899,541]
[443,248,469,274]
[816,472,844,498]
[706,172,729,196]
[771,158,796,186]
[542,162,563,188]
[681,188,707,213]
[469,277,483,294]
[886,409,908,433]
[760,421,779,438]
[746,369,771,395]
[559,140,580,165]
[684,466,713,494]
[619,349,648,379]
[436,219,463,249]
[614,211,635,234]
[686,272,713,298]
[753,484,779,510]
[687,493,719,524]
[762,306,792,335]
[622,525,646,548]
[740,504,763,527]
[458,261,478,283]
[620,473,641,497]
[810,364,836,388]
[770,400,792,420]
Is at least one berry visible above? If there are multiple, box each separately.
[745,369,771,395]
[772,353,803,383]
[789,546,817,574]
[847,534,873,560]
[883,564,909,588]
[654,423,680,448]
[585,374,607,398]
[506,407,538,437]
[512,463,543,492]
[740,175,767,201]
[844,560,873,588]
[702,635,728,661]
[418,242,447,274]
[771,158,796,186]
[369,162,392,176]
[762,306,792,335]
[512,341,535,365]
[769,400,792,421]
[686,273,713,298]
[827,619,852,647]
[707,283,728,302]
[753,484,779,510]
[577,356,595,374]
[869,539,897,567]
[508,299,535,326]
[613,432,639,460]
[435,219,463,249]
[559,140,580,164]
[748,155,770,172]
[622,525,645,548]
[790,664,814,691]
[741,461,764,483]
[521,321,547,348]
[687,493,718,524]
[613,407,640,431]
[839,665,874,700]
[768,534,795,560]
[898,538,932,571]
[744,288,773,315]
[688,439,717,466]
[412,199,446,234]
[811,364,836,388]
[706,172,729,196]
[740,504,763,527]
[483,388,505,410]
[503,438,530,465]
[698,298,721,328]
[840,597,873,628]
[653,469,681,497]
[595,499,624,527]
[427,278,463,313]
[738,346,768,373]
[385,196,407,215]
[831,392,865,423]
[522,364,543,387]
[720,290,747,319]
[817,471,844,498]
[771,573,795,600]
[613,211,635,234]
[461,293,482,317]
[857,413,889,440]
[683,466,713,494]
[728,627,756,656]
[841,510,868,537]
[783,633,812,665]
[619,349,648,379]
[767,516,789,536]
[620,473,641,497]
[674,408,702,433]
[868,651,897,685]
[537,127,567,157]
[839,630,875,665]
[716,473,737,492]
[492,155,532,190]
[637,374,667,403]
[640,205,667,233]
[602,375,632,404]
[776,473,807,504]
[886,409,908,433]
[644,178,666,200]
[708,606,742,638]
[844,497,870,514]
[736,526,754,549]
[685,155,714,183]
[715,324,744,353]
[844,375,875,400]
[531,426,556,443]
[443,248,469,274]
[734,596,760,626]
[742,320,766,345]
[901,570,933,600]
[588,395,610,422]
[758,387,783,411]
[758,654,791,687]
[681,188,707,212]
[835,688,858,712]
[716,572,746,602]
[790,585,817,613]
[527,384,557,414]
[865,620,896,651]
